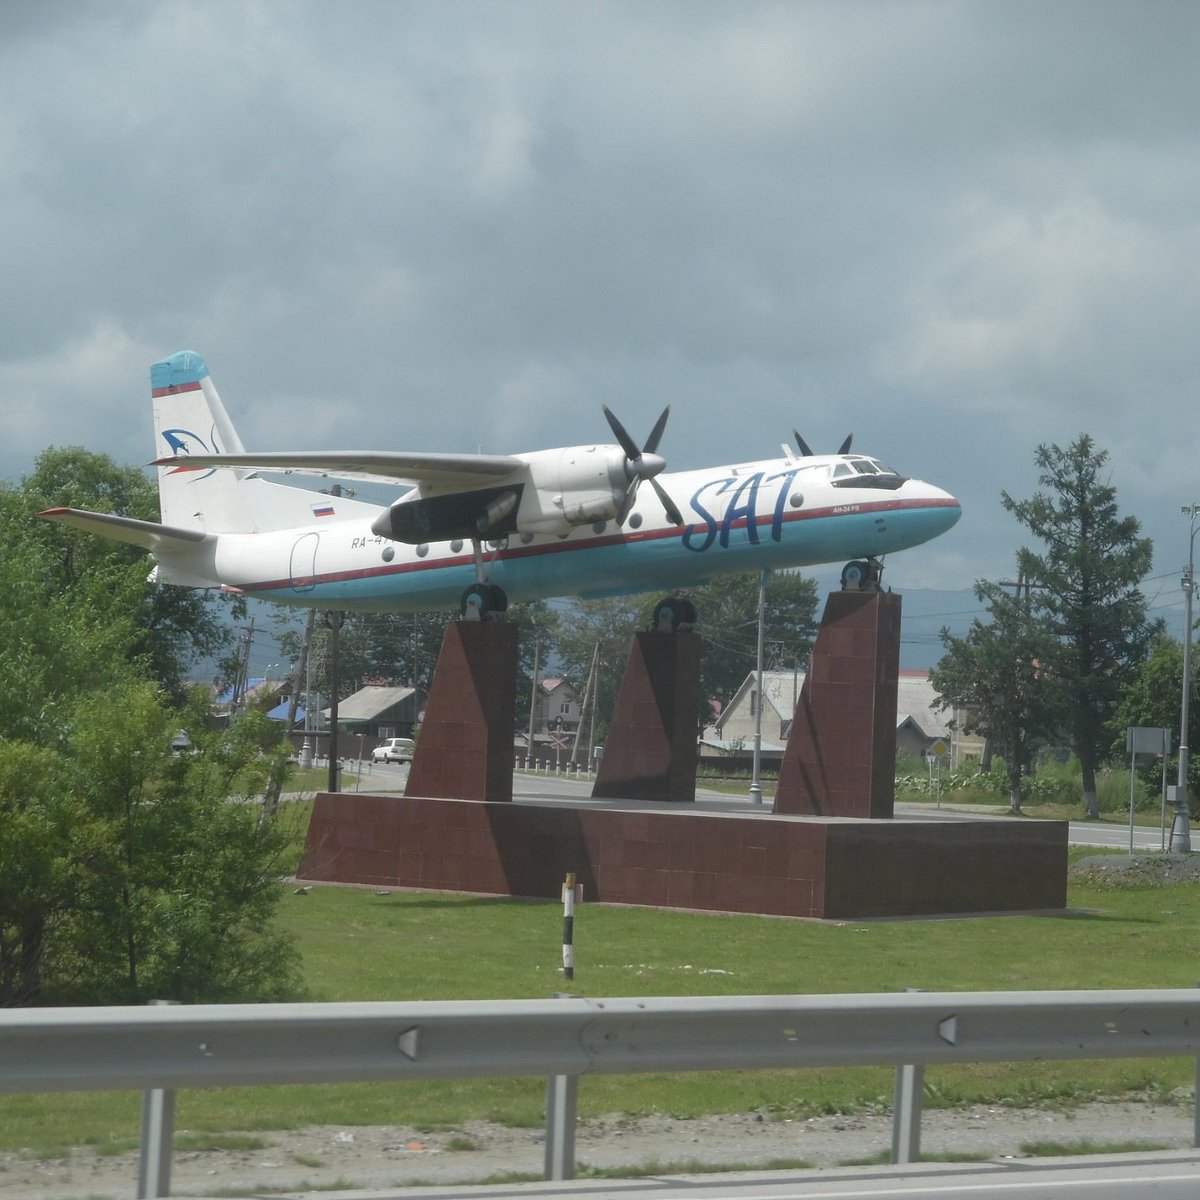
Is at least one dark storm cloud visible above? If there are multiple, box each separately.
[2,0,1199,594]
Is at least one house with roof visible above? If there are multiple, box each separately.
[321,684,424,754]
[703,668,983,767]
[531,678,582,736]
[700,670,805,763]
[211,677,292,723]
[516,678,587,768]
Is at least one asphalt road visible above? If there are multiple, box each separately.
[198,1152,1199,1200]
[346,763,1178,852]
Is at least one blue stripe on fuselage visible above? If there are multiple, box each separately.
[244,498,960,611]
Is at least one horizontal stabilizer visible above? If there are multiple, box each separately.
[38,507,213,553]
[152,450,524,488]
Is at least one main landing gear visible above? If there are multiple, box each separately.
[460,581,509,621]
[651,595,697,633]
[459,535,510,620]
[840,557,884,592]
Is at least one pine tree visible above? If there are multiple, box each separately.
[932,579,1062,813]
[1001,436,1157,819]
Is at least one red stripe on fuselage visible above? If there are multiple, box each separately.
[238,495,960,595]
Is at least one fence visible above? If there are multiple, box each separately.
[3,988,1199,1196]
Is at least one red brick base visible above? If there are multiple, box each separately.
[297,794,1068,919]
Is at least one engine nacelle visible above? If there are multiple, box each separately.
[512,444,630,534]
[368,443,634,544]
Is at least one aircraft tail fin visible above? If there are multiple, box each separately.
[150,352,380,534]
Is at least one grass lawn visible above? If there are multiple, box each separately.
[3,847,1199,1154]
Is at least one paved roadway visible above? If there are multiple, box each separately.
[350,763,1175,852]
[190,1153,1198,1199]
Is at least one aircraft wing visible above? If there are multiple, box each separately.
[152,451,525,488]
[38,507,213,552]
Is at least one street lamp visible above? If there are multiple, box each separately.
[749,569,769,805]
[1171,505,1199,853]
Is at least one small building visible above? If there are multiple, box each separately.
[532,678,582,736]
[322,684,424,755]
[211,677,292,725]
[704,667,982,768]
[700,670,805,764]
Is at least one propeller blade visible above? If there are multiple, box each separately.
[602,405,641,462]
[838,433,854,455]
[650,477,684,526]
[616,477,638,524]
[793,430,814,457]
[643,405,671,455]
[602,404,678,525]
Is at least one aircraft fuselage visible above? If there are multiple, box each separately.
[163,454,960,611]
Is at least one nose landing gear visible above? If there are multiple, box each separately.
[840,557,884,592]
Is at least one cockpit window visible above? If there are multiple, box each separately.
[845,457,896,474]
[832,463,854,479]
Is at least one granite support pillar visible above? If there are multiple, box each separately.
[404,620,519,803]
[592,632,701,803]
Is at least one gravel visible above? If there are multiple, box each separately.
[2,1100,1195,1199]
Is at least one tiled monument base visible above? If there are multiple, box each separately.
[297,794,1069,919]
[592,631,701,803]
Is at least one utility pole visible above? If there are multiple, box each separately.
[231,618,256,716]
[749,569,769,805]
[326,485,343,794]
[1171,505,1199,852]
[264,609,315,818]
[327,609,342,793]
[526,631,540,768]
[570,644,599,770]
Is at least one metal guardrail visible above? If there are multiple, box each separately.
[2,989,1199,1195]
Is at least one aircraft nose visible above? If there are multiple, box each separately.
[895,477,962,542]
[922,481,962,532]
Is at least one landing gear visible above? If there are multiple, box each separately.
[460,582,508,621]
[651,595,697,633]
[840,557,884,592]
[459,534,509,620]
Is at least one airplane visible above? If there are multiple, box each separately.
[39,351,962,625]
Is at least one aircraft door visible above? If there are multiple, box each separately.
[289,532,319,593]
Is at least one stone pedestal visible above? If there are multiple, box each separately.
[404,620,519,804]
[775,591,901,818]
[592,632,701,803]
[297,794,1070,919]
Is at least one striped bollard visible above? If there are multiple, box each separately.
[561,872,580,981]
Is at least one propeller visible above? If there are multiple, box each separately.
[794,430,854,457]
[603,405,684,526]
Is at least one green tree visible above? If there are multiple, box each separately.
[506,601,562,731]
[18,446,242,699]
[0,741,79,1004]
[1112,635,1199,811]
[1,685,300,1007]
[931,581,1063,813]
[555,596,647,739]
[692,572,818,710]
[1001,436,1158,818]
[44,687,299,1005]
[0,466,299,1006]
[0,487,140,745]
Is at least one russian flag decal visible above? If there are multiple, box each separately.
[312,503,335,518]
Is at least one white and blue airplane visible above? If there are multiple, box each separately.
[40,351,961,621]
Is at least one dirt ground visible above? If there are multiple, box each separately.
[2,1099,1196,1199]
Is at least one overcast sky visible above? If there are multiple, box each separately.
[4,0,1199,646]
